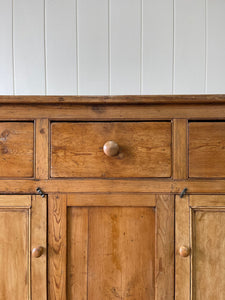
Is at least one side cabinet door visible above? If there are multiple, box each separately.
[0,195,47,300]
[48,194,174,300]
[176,195,225,299]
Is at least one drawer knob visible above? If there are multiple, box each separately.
[103,141,119,157]
[179,245,191,257]
[32,246,44,258]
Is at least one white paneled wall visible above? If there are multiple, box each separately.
[0,0,225,95]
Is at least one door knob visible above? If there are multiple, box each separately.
[103,141,119,157]
[32,246,44,258]
[179,245,191,257]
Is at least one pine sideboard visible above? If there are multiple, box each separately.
[1,95,225,299]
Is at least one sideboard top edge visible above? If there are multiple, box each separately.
[0,95,225,105]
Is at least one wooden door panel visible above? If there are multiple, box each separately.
[49,193,174,300]
[0,195,47,300]
[176,195,225,300]
[193,210,225,299]
[0,209,29,299]
[189,122,225,178]
[0,122,34,178]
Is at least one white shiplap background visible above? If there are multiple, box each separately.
[0,0,225,96]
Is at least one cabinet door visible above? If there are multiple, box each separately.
[48,194,174,299]
[176,195,225,299]
[0,195,47,300]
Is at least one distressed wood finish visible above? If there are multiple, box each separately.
[173,119,188,179]
[35,119,49,179]
[189,122,225,178]
[48,194,67,300]
[51,122,172,178]
[176,195,225,299]
[0,195,46,299]
[31,195,47,300]
[0,122,34,177]
[175,195,190,300]
[0,208,29,299]
[66,194,174,299]
[0,96,225,299]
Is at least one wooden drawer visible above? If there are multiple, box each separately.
[189,122,225,178]
[51,122,171,178]
[0,122,34,177]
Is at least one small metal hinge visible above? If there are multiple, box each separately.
[36,187,45,198]
[180,187,188,198]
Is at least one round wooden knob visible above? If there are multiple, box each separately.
[32,246,44,258]
[179,245,191,257]
[103,141,119,157]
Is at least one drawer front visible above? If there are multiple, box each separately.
[189,122,225,178]
[51,122,171,178]
[0,122,34,177]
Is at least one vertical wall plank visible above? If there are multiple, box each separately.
[13,0,45,95]
[207,0,225,93]
[173,119,188,180]
[142,0,173,94]
[0,0,13,94]
[46,0,77,95]
[77,0,108,95]
[48,194,67,300]
[174,0,206,94]
[110,0,141,95]
[36,119,49,179]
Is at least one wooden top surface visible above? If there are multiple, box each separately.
[0,95,225,104]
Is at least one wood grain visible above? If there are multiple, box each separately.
[67,208,88,299]
[193,209,225,299]
[175,195,190,300]
[190,195,225,207]
[35,119,49,179]
[48,194,67,300]
[0,122,34,177]
[0,208,29,299]
[189,122,225,177]
[173,119,188,179]
[1,94,225,104]
[88,207,155,299]
[31,195,47,300]
[51,122,171,178]
[0,195,31,207]
[67,193,156,207]
[155,194,174,299]
[3,104,225,120]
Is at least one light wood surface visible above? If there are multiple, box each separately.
[35,119,49,179]
[48,194,67,300]
[67,193,156,207]
[193,209,225,299]
[0,195,31,207]
[0,122,34,177]
[31,195,47,300]
[189,122,225,177]
[67,207,88,299]
[0,208,29,299]
[155,194,174,299]
[0,195,46,299]
[173,119,188,179]
[51,122,171,178]
[3,103,225,121]
[64,194,174,299]
[175,195,190,300]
